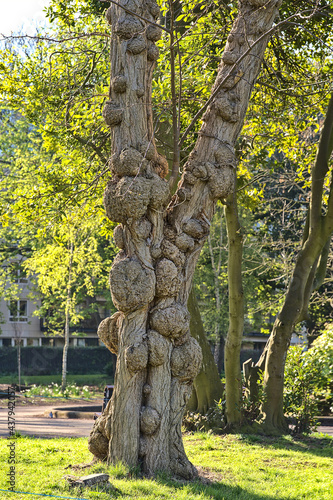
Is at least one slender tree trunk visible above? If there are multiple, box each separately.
[187,288,224,414]
[61,240,74,393]
[258,93,333,432]
[89,0,281,477]
[17,341,21,392]
[224,191,244,425]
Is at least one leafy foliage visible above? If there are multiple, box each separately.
[284,324,333,433]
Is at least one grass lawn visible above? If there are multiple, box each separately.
[0,432,332,499]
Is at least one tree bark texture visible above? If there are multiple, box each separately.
[224,191,244,425]
[187,288,224,415]
[257,93,333,432]
[88,0,281,477]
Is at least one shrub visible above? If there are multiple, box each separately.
[284,324,333,433]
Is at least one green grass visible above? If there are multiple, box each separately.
[0,432,332,499]
[0,374,111,387]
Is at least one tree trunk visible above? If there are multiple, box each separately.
[17,341,21,392]
[89,0,281,477]
[187,288,224,414]
[61,240,73,392]
[259,93,333,432]
[224,191,244,426]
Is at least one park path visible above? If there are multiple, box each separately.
[0,403,95,438]
[0,402,332,438]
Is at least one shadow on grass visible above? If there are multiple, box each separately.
[236,432,333,460]
[156,473,290,500]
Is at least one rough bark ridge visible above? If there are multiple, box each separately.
[89,0,281,478]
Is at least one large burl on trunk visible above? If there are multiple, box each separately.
[89,0,280,478]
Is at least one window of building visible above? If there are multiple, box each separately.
[9,300,28,322]
[8,262,28,284]
[77,338,85,347]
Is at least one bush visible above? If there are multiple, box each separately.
[284,324,333,433]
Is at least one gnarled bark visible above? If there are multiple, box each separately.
[89,0,281,477]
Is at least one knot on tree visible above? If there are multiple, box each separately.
[214,93,240,122]
[155,258,181,297]
[190,162,209,180]
[111,147,147,177]
[130,216,152,240]
[139,140,156,161]
[115,16,143,40]
[146,25,162,42]
[110,256,155,312]
[174,232,195,252]
[222,51,238,65]
[147,330,170,366]
[104,177,151,223]
[147,43,159,61]
[183,219,206,239]
[152,154,169,178]
[104,174,169,224]
[207,163,235,200]
[171,337,202,382]
[97,312,123,354]
[150,303,190,339]
[111,75,127,93]
[127,35,147,55]
[140,406,161,435]
[125,341,148,372]
[113,224,125,250]
[161,239,186,267]
[145,0,160,19]
[102,101,123,126]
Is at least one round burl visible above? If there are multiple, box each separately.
[222,51,238,65]
[155,258,181,297]
[148,174,170,210]
[115,17,142,39]
[183,219,205,239]
[88,428,109,461]
[110,257,155,312]
[146,0,160,19]
[150,304,190,339]
[207,165,235,200]
[214,144,237,168]
[127,35,146,54]
[214,97,238,123]
[147,43,159,61]
[171,337,202,382]
[146,25,162,41]
[104,176,151,224]
[191,163,208,179]
[161,239,186,267]
[97,312,123,354]
[140,406,161,435]
[139,140,156,161]
[102,101,123,126]
[175,232,195,252]
[131,217,152,239]
[148,329,170,366]
[119,147,145,176]
[125,342,148,373]
[111,75,127,93]
[113,224,125,249]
